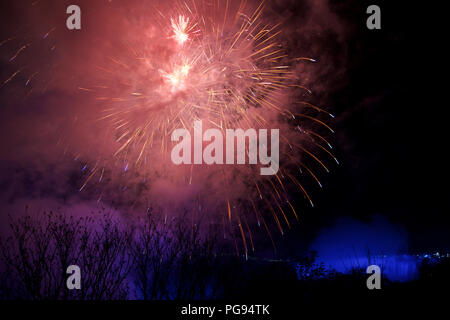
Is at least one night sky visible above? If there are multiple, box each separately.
[0,0,448,258]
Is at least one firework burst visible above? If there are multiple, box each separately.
[2,0,337,255]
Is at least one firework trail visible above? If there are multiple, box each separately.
[0,10,57,98]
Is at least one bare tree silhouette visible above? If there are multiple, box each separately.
[0,212,132,300]
[0,209,255,300]
[130,212,221,299]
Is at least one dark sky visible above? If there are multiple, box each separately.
[303,0,450,253]
[0,0,448,254]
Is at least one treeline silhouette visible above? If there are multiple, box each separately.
[1,211,449,302]
[0,211,275,300]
